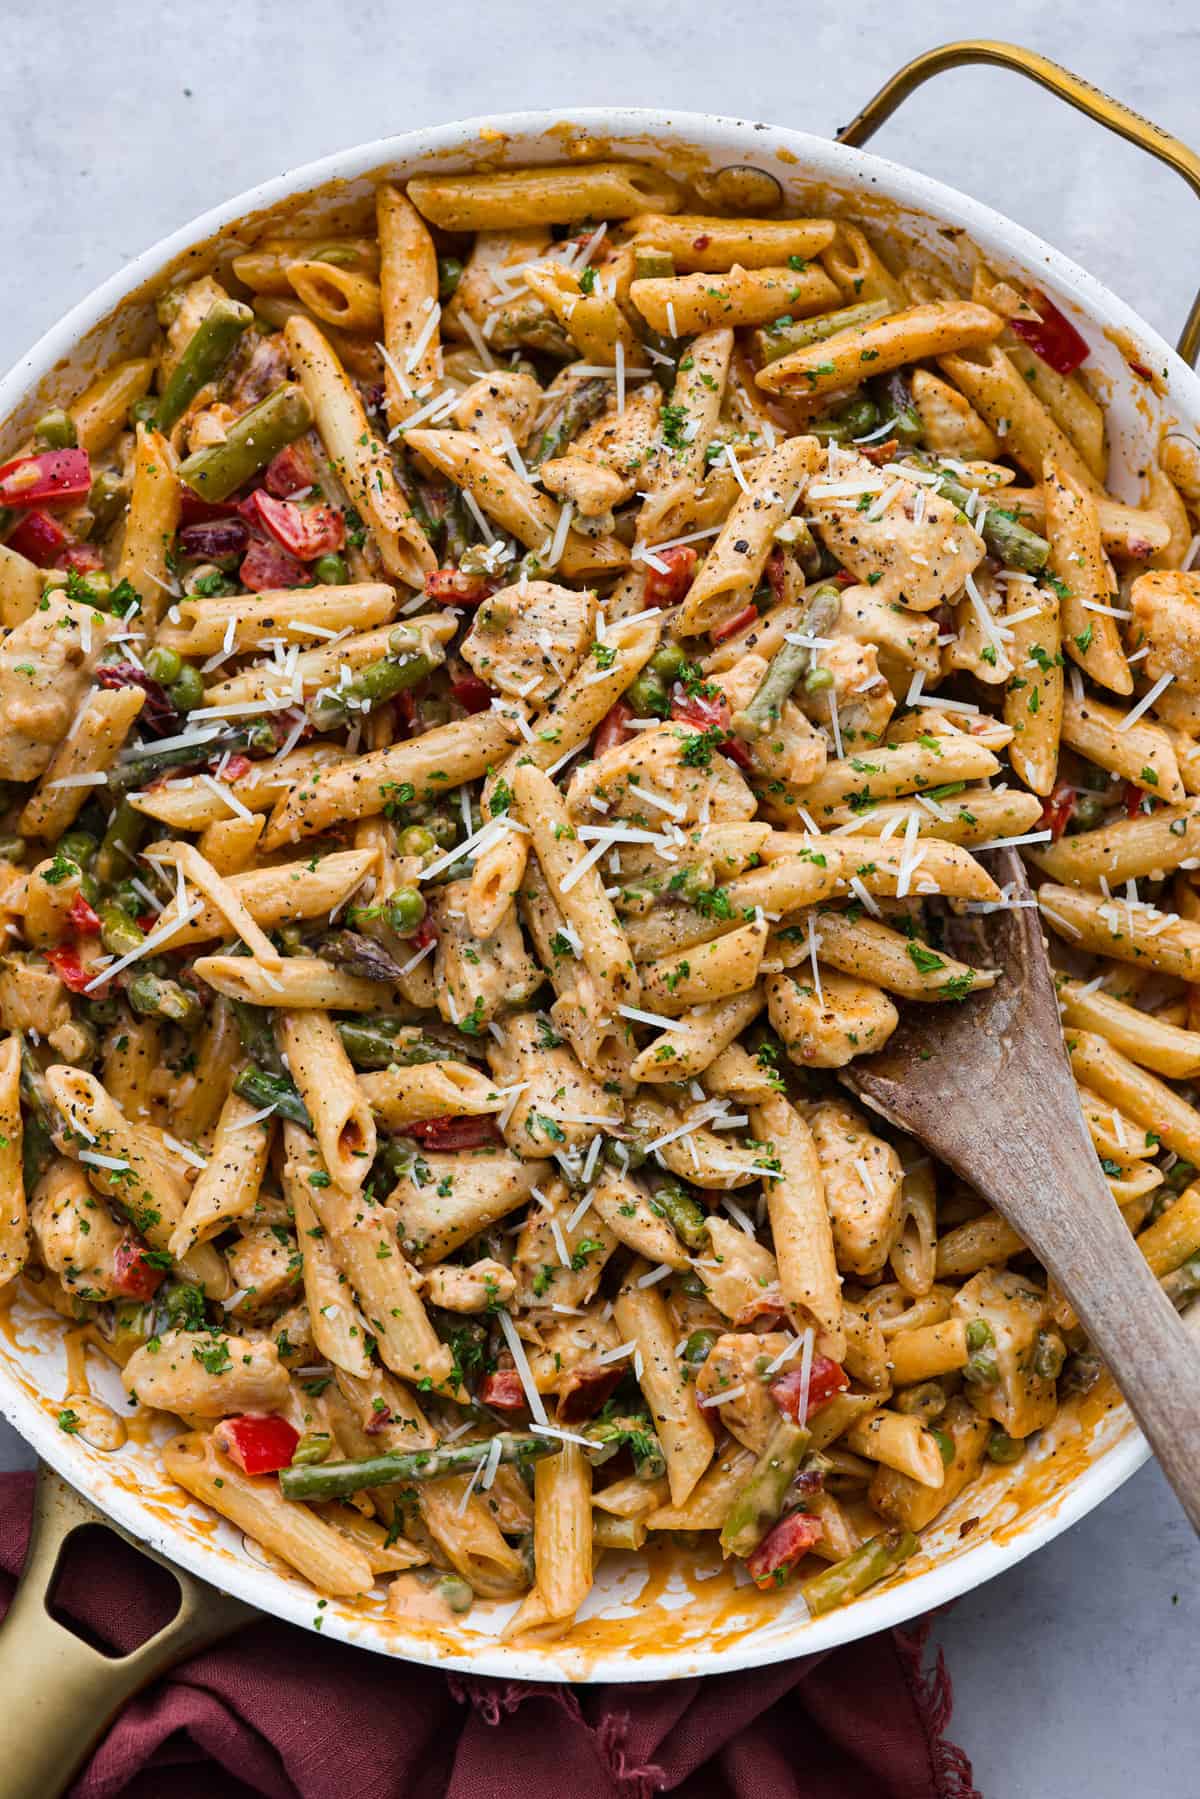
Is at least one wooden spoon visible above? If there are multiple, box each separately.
[840,845,1200,1534]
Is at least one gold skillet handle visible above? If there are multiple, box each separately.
[837,38,1200,366]
[0,1463,255,1799]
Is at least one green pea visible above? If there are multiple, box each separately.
[435,1573,474,1614]
[964,1350,999,1386]
[929,1427,956,1467]
[437,256,464,302]
[426,813,458,849]
[387,886,426,937]
[33,408,78,450]
[626,671,669,718]
[313,552,348,586]
[650,642,687,683]
[130,395,158,428]
[144,644,183,686]
[0,834,27,865]
[804,666,835,693]
[986,1430,1024,1465]
[59,831,97,869]
[398,825,436,859]
[168,665,206,713]
[683,1329,717,1366]
[1033,1329,1066,1380]
[965,1318,994,1351]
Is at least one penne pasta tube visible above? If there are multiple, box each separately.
[987,484,1171,561]
[418,1476,528,1599]
[891,1157,938,1298]
[587,1171,691,1269]
[886,1319,969,1385]
[1038,882,1200,982]
[284,1143,374,1377]
[146,848,378,951]
[1005,344,1106,480]
[1066,1029,1200,1163]
[757,300,1003,398]
[0,543,41,628]
[625,213,835,270]
[795,738,1000,821]
[511,1441,592,1629]
[780,909,997,1003]
[1059,691,1184,802]
[935,1214,1025,1279]
[821,224,907,308]
[194,955,392,1012]
[675,437,821,635]
[279,1011,375,1190]
[284,314,435,588]
[1003,581,1062,797]
[18,685,144,840]
[1059,979,1200,1080]
[163,582,396,654]
[168,1090,273,1258]
[639,919,767,1014]
[630,262,840,336]
[614,1266,714,1507]
[407,161,683,231]
[391,1149,552,1263]
[630,986,764,1084]
[938,344,1099,492]
[751,1093,844,1352]
[115,424,181,626]
[71,357,155,455]
[358,1062,504,1126]
[377,183,441,425]
[263,709,521,847]
[1136,1183,1200,1277]
[1044,459,1131,695]
[1031,801,1200,886]
[129,747,350,831]
[163,1432,373,1596]
[646,1445,757,1531]
[845,1409,946,1489]
[825,788,1045,846]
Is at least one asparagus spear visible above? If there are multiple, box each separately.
[582,1415,667,1479]
[19,1038,54,1188]
[127,969,202,1028]
[652,1181,709,1250]
[309,626,440,732]
[754,298,893,365]
[720,1418,812,1558]
[234,1066,312,1129]
[914,459,1049,572]
[528,378,609,470]
[874,369,923,446]
[279,1430,558,1501]
[336,1019,479,1070]
[155,298,255,433]
[732,584,842,740]
[800,1527,918,1617]
[178,383,313,502]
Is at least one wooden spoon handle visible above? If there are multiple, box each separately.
[1006,1140,1200,1535]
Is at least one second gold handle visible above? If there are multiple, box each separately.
[837,39,1200,366]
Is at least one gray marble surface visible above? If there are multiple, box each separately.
[1,2,1198,1792]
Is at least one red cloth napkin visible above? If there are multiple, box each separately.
[0,1471,979,1799]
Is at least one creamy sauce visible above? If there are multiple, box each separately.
[59,1328,126,1452]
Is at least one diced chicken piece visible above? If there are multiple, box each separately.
[721,654,828,788]
[489,1013,623,1162]
[522,1308,622,1396]
[567,720,757,824]
[808,1099,903,1277]
[161,276,230,378]
[421,1257,516,1312]
[451,370,544,449]
[30,1162,127,1302]
[0,957,70,1038]
[797,636,895,750]
[1129,570,1200,693]
[541,385,662,521]
[951,1268,1058,1438]
[122,1328,289,1417]
[910,370,999,460]
[767,970,898,1069]
[460,579,596,705]
[444,228,571,356]
[0,594,122,781]
[432,878,542,1034]
[807,452,985,611]
[695,1330,793,1452]
[224,1225,302,1317]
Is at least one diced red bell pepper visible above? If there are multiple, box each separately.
[1125,780,1154,819]
[413,912,438,951]
[0,449,91,509]
[242,489,344,561]
[60,542,104,576]
[770,1356,850,1423]
[214,1413,301,1477]
[1039,779,1076,843]
[221,754,252,782]
[859,437,900,467]
[833,569,856,588]
[364,1404,395,1435]
[450,673,493,714]
[594,699,635,756]
[1008,291,1090,376]
[643,544,697,609]
[425,567,495,606]
[6,508,69,567]
[264,439,318,499]
[557,1363,624,1423]
[745,1510,824,1589]
[480,1368,528,1413]
[710,602,758,644]
[764,546,788,607]
[239,536,308,592]
[45,946,93,993]
[733,1290,791,1330]
[403,1114,504,1151]
[111,1237,166,1301]
[67,893,101,935]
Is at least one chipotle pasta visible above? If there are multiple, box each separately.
[0,154,1197,1630]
